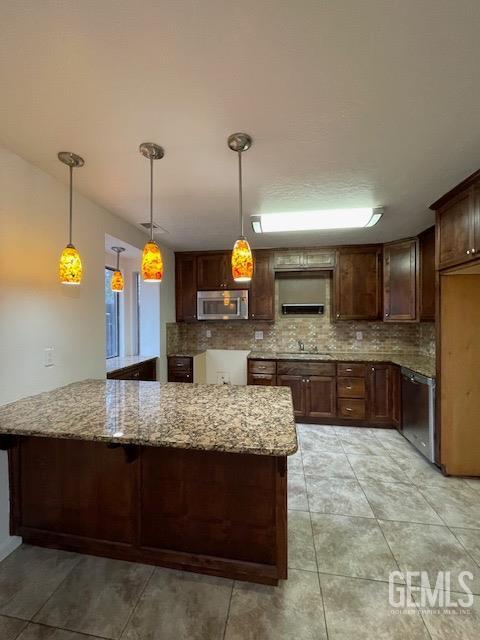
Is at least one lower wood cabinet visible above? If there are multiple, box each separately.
[107,358,157,381]
[248,358,400,427]
[168,356,193,382]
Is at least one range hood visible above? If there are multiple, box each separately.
[282,303,325,315]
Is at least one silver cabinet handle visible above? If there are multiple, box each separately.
[346,386,352,390]
[345,407,352,412]
[345,368,352,372]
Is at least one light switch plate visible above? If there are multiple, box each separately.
[44,347,55,367]
[356,331,363,341]
[206,329,212,338]
[255,331,264,340]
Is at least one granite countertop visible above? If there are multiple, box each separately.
[248,351,435,378]
[106,355,157,374]
[167,351,205,358]
[0,380,297,457]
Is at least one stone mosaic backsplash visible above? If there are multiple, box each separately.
[168,279,436,356]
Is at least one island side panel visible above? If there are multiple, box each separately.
[8,437,287,585]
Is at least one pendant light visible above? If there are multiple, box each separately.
[58,151,84,285]
[139,142,164,283]
[228,132,254,283]
[110,246,125,292]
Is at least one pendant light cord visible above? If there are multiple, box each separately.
[150,158,154,241]
[238,151,244,238]
[116,250,120,271]
[69,165,73,246]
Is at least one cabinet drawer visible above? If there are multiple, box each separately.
[277,361,336,377]
[248,373,276,386]
[337,363,366,377]
[337,398,366,420]
[168,371,193,383]
[337,377,366,398]
[168,356,193,372]
[248,360,276,374]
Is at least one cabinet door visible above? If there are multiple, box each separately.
[175,253,197,322]
[474,184,480,257]
[368,364,398,426]
[247,373,276,386]
[274,251,304,271]
[436,188,475,269]
[277,375,305,418]
[383,239,418,322]
[418,227,436,322]
[334,246,382,320]
[197,253,227,289]
[306,376,336,419]
[303,250,335,269]
[250,250,274,320]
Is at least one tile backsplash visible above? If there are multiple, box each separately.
[168,280,436,356]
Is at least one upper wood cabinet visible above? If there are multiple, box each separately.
[196,251,245,290]
[249,250,275,321]
[274,249,335,271]
[175,253,197,322]
[430,170,480,270]
[418,226,436,321]
[333,246,382,321]
[383,239,418,322]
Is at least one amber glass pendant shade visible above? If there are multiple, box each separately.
[59,243,83,285]
[142,240,163,282]
[111,270,124,292]
[232,237,253,282]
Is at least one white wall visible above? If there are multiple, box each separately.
[0,146,174,557]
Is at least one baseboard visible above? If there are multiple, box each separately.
[0,535,22,562]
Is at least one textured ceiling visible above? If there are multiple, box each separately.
[1,0,480,250]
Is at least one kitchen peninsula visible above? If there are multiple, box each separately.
[0,379,296,585]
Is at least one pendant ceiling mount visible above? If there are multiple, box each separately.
[58,151,85,168]
[139,142,165,161]
[227,133,252,153]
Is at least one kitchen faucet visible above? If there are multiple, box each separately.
[298,340,305,352]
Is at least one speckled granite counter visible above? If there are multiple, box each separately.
[248,351,435,378]
[106,355,157,374]
[0,379,297,456]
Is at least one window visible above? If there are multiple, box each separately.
[105,267,120,358]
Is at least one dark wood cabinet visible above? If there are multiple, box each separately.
[418,226,436,321]
[168,356,193,383]
[334,246,382,320]
[383,239,418,322]
[306,376,336,419]
[434,188,476,270]
[175,253,197,322]
[277,374,306,417]
[247,373,276,386]
[250,250,274,321]
[368,363,399,426]
[197,251,245,290]
[107,358,157,381]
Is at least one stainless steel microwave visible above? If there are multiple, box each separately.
[197,290,249,320]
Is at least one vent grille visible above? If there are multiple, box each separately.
[139,222,167,234]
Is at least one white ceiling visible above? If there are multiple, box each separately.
[1,0,480,251]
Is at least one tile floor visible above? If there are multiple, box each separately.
[1,425,480,639]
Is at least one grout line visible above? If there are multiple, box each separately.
[117,564,156,639]
[221,581,235,640]
[446,527,480,572]
[19,619,111,639]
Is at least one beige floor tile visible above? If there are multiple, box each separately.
[420,484,480,529]
[450,527,480,567]
[0,615,27,640]
[0,545,80,620]
[379,520,480,595]
[360,480,443,524]
[34,555,153,639]
[287,511,317,572]
[347,453,409,483]
[338,434,387,456]
[288,472,309,510]
[311,513,400,582]
[121,568,232,640]
[302,450,355,478]
[225,569,326,640]
[305,476,374,518]
[299,430,344,454]
[414,591,480,640]
[320,573,430,639]
[287,449,303,473]
[333,426,377,436]
[18,622,104,639]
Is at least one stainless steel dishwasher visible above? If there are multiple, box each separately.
[401,367,436,463]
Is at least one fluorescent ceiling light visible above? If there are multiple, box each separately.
[250,208,383,233]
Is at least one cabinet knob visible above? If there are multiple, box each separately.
[336,313,340,318]
[467,250,471,255]
[345,407,352,412]
[346,386,352,390]
[252,313,255,318]
[472,248,476,254]
[371,367,375,371]
[385,312,390,317]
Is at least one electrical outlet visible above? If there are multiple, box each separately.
[254,331,264,340]
[356,331,363,341]
[216,371,231,385]
[44,347,55,367]
[206,329,212,338]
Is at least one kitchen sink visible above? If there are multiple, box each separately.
[276,351,333,359]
